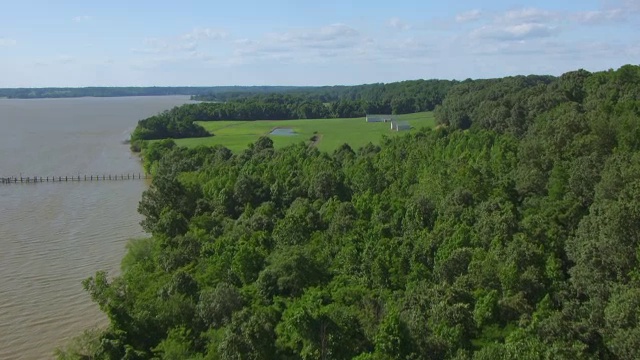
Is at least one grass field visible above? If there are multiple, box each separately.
[174,112,436,153]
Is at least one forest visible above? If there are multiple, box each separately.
[190,79,455,106]
[129,79,455,143]
[59,65,640,359]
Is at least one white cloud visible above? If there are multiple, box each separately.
[230,22,444,68]
[253,24,359,51]
[133,28,228,55]
[568,0,640,25]
[0,38,17,46]
[574,9,626,24]
[471,23,559,41]
[231,23,363,64]
[388,17,410,30]
[464,7,565,43]
[280,23,359,45]
[497,7,559,23]
[182,28,227,41]
[133,38,198,54]
[443,4,640,77]
[456,10,483,23]
[618,0,640,12]
[73,15,92,23]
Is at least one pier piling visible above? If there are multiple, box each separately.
[0,173,149,185]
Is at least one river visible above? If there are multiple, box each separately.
[0,96,193,359]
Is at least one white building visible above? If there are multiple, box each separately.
[391,121,411,131]
[366,114,397,123]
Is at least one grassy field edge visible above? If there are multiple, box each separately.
[173,112,436,152]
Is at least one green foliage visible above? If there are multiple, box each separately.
[154,327,200,360]
[191,80,454,114]
[197,283,244,329]
[54,328,103,360]
[142,139,176,174]
[70,65,640,360]
[131,110,210,142]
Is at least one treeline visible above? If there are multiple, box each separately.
[193,79,455,106]
[130,109,210,145]
[435,66,640,136]
[189,80,455,118]
[0,86,299,99]
[0,80,452,100]
[131,80,455,142]
[59,65,640,359]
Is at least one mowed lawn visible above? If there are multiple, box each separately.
[175,112,436,153]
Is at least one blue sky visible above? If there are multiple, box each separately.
[0,0,638,87]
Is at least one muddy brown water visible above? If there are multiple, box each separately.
[0,96,193,359]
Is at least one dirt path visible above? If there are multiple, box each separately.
[309,133,323,148]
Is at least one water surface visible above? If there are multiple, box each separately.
[270,127,296,136]
[0,96,192,359]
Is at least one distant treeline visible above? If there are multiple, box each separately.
[130,80,455,144]
[0,86,300,99]
[192,79,455,106]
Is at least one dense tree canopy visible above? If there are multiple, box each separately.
[130,110,210,143]
[192,80,455,112]
[59,65,640,360]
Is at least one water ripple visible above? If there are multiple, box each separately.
[0,96,190,360]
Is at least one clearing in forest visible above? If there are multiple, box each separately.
[174,112,436,152]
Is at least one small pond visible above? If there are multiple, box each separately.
[270,128,296,136]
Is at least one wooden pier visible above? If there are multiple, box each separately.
[0,173,149,184]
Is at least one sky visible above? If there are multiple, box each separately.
[0,0,638,87]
